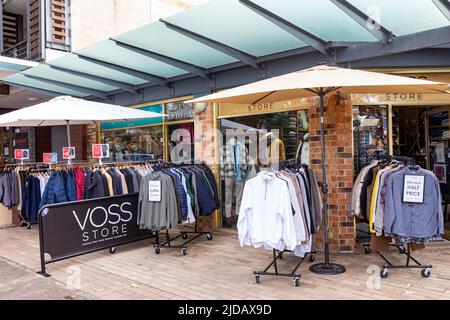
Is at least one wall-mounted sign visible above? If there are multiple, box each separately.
[433,164,447,184]
[14,149,29,160]
[403,175,425,204]
[219,98,309,118]
[166,102,195,121]
[92,144,109,159]
[43,153,58,165]
[63,147,76,160]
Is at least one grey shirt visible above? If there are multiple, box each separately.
[138,171,179,231]
[384,167,444,239]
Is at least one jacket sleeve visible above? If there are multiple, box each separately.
[279,185,298,251]
[435,177,444,235]
[383,175,396,235]
[167,177,179,229]
[237,182,252,247]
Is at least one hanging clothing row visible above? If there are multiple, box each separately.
[0,162,154,224]
[237,163,322,257]
[137,163,219,231]
[351,159,444,244]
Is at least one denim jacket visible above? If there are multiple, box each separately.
[384,167,444,240]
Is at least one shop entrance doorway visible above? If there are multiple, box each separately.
[392,106,450,238]
[219,110,309,228]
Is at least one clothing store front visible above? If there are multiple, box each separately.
[217,99,310,227]
[352,81,450,240]
[100,98,195,164]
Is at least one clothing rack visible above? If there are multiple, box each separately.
[361,155,433,278]
[151,161,214,256]
[254,249,316,287]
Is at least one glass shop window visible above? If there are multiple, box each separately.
[353,105,389,177]
[102,126,164,162]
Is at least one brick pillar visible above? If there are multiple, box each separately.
[308,93,355,253]
[86,124,99,161]
[194,103,219,230]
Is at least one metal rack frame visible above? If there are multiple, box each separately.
[153,219,213,256]
[254,249,316,287]
[363,242,432,278]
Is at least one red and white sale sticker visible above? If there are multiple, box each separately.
[63,147,76,159]
[14,149,30,160]
[92,144,109,159]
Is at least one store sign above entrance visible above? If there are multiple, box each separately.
[166,102,195,121]
[352,93,450,106]
[219,98,309,118]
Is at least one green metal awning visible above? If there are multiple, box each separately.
[1,0,450,101]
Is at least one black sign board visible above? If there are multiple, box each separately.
[38,193,154,276]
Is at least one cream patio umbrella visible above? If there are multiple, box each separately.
[187,65,449,275]
[0,96,165,164]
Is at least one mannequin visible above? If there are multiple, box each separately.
[223,137,249,219]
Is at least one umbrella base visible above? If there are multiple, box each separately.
[309,263,346,275]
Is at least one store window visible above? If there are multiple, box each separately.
[353,105,389,176]
[102,126,164,162]
[219,110,309,227]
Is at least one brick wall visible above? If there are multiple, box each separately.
[308,93,355,253]
[86,124,99,161]
[194,103,217,231]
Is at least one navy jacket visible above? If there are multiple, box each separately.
[40,172,68,208]
[66,171,77,202]
[84,171,106,199]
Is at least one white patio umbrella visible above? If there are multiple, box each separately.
[187,65,449,275]
[0,96,165,163]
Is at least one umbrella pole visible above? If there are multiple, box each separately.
[66,120,72,165]
[310,89,346,275]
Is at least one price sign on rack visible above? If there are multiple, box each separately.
[92,144,109,159]
[63,147,76,160]
[43,153,58,165]
[14,149,30,160]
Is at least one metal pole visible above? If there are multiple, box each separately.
[310,89,346,275]
[66,120,72,165]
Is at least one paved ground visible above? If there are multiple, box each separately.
[0,256,91,300]
[1,226,450,300]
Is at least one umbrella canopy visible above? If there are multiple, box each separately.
[0,96,165,127]
[187,65,449,104]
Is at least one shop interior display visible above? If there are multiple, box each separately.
[103,127,164,162]
[219,110,309,228]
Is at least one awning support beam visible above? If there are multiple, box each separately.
[47,64,139,94]
[335,25,450,63]
[112,39,208,79]
[2,82,81,98]
[160,18,259,68]
[239,0,330,56]
[23,74,110,99]
[432,0,450,21]
[76,54,169,87]
[329,0,394,44]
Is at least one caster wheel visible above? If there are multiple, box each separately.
[255,274,260,284]
[421,268,431,278]
[181,247,187,256]
[380,268,389,279]
[309,254,316,263]
[293,277,300,287]
[364,247,371,255]
[109,247,116,254]
[181,233,188,240]
[206,234,213,241]
[27,224,31,230]
[154,246,160,255]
